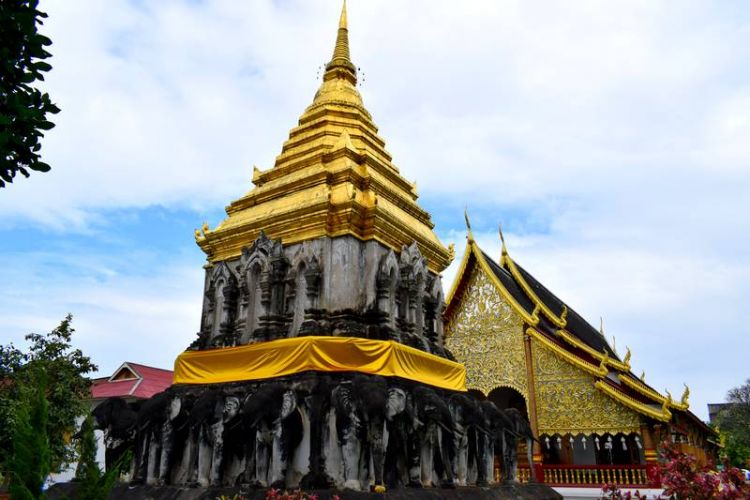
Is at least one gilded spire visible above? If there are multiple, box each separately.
[325,0,357,83]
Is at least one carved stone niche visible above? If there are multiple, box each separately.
[288,241,324,338]
[193,262,239,350]
[237,231,289,344]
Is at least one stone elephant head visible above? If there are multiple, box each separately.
[91,397,138,471]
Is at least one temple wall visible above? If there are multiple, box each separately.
[444,265,528,399]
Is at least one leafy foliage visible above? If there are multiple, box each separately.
[74,415,128,500]
[599,483,647,499]
[659,440,750,499]
[716,378,750,468]
[0,0,60,187]
[0,315,97,475]
[7,369,49,500]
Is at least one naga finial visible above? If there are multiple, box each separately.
[640,370,646,382]
[464,207,474,242]
[681,383,690,406]
[498,223,508,255]
[447,243,456,263]
[560,305,568,326]
[623,346,631,366]
[194,228,202,240]
[201,222,210,234]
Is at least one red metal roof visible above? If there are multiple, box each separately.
[90,362,173,400]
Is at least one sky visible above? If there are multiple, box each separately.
[1,0,749,421]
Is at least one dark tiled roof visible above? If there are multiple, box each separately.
[480,251,536,314]
[478,247,617,359]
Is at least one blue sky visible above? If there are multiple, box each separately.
[1,0,749,420]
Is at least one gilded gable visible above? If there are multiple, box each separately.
[532,341,643,435]
[445,265,528,398]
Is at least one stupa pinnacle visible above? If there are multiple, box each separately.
[196,1,452,273]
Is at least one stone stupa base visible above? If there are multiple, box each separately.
[47,482,562,500]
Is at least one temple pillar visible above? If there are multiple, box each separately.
[640,423,661,487]
[523,331,544,483]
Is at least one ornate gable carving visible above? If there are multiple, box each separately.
[444,265,528,398]
[532,341,643,435]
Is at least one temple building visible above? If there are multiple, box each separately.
[443,221,719,488]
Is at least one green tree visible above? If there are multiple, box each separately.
[0,0,60,188]
[7,369,49,500]
[0,315,97,477]
[717,378,750,468]
[74,415,126,500]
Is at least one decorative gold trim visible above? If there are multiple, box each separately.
[527,328,607,377]
[444,241,474,313]
[504,255,567,328]
[537,427,642,437]
[620,374,689,411]
[475,250,539,326]
[594,380,672,422]
[556,329,631,372]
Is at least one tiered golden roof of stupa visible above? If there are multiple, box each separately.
[196,2,451,273]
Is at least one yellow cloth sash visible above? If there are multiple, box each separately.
[173,336,466,392]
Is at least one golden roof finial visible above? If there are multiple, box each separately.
[599,316,604,335]
[464,207,474,243]
[640,370,646,382]
[498,223,508,256]
[623,346,631,366]
[681,383,690,406]
[325,0,356,82]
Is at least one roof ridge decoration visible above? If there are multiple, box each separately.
[526,327,607,378]
[497,222,570,328]
[594,379,672,422]
[555,329,631,372]
[619,373,690,411]
[194,1,452,273]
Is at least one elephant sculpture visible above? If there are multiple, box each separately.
[448,393,488,486]
[184,389,240,487]
[331,374,389,491]
[241,382,303,488]
[411,386,456,488]
[383,385,418,489]
[91,397,139,473]
[131,390,177,484]
[501,407,536,483]
[479,400,516,484]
